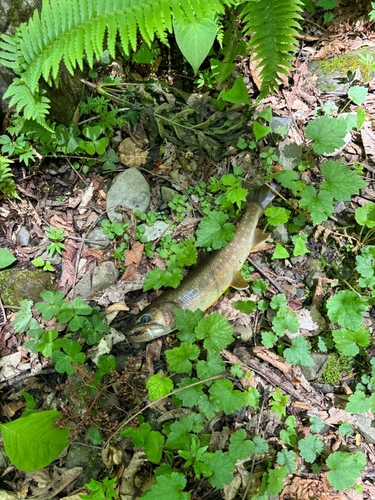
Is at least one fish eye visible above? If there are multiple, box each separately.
[138,314,152,324]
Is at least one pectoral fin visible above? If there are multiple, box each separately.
[249,228,271,253]
[230,271,249,290]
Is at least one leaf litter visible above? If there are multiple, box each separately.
[1,8,375,500]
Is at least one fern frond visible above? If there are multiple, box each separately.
[1,0,231,90]
[0,157,20,200]
[4,80,51,129]
[242,0,303,94]
[0,0,234,127]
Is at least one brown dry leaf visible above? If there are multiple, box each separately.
[27,467,83,499]
[3,400,25,418]
[252,346,292,374]
[104,301,129,314]
[118,137,149,168]
[249,55,262,91]
[102,442,123,467]
[314,40,347,60]
[121,242,144,281]
[119,451,151,498]
[59,239,80,291]
[280,476,347,499]
[361,126,375,158]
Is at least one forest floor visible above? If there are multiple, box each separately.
[1,3,375,500]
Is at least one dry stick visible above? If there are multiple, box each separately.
[0,367,57,390]
[0,297,6,326]
[104,373,227,448]
[248,257,286,295]
[69,215,104,301]
[241,394,268,500]
[65,157,89,187]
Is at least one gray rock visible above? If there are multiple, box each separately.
[277,140,303,170]
[290,255,305,265]
[143,220,172,242]
[40,250,62,265]
[307,47,375,95]
[86,226,111,250]
[356,414,375,444]
[92,261,119,293]
[65,443,100,487]
[273,224,289,244]
[302,353,328,381]
[0,268,55,306]
[106,168,150,222]
[161,186,178,203]
[268,116,293,144]
[68,272,92,301]
[16,227,31,246]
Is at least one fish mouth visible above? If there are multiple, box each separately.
[125,322,169,342]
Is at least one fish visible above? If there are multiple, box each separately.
[122,183,275,342]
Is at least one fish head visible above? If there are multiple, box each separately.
[124,301,178,342]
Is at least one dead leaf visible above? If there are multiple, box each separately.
[361,126,375,158]
[118,137,148,168]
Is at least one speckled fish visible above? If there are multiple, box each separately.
[123,184,275,342]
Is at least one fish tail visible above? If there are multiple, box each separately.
[246,183,276,210]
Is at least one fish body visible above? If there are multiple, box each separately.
[123,184,275,342]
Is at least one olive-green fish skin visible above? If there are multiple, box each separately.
[123,184,275,342]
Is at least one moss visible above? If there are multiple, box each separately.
[320,353,353,385]
[318,51,374,82]
[0,267,55,306]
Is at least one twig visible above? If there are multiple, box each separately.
[0,297,6,326]
[248,257,286,295]
[104,373,227,447]
[65,157,89,187]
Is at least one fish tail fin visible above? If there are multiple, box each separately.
[245,183,276,210]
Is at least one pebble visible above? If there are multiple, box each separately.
[85,226,112,250]
[16,226,31,246]
[106,168,150,223]
[92,262,119,293]
[273,224,289,244]
[161,186,178,203]
[277,140,302,170]
[143,220,172,242]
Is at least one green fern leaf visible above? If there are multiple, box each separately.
[0,157,20,200]
[4,80,51,128]
[242,0,302,94]
[0,0,235,128]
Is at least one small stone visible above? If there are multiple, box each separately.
[68,272,92,301]
[273,224,289,244]
[86,226,111,250]
[143,221,172,242]
[277,140,302,170]
[356,414,375,444]
[161,186,178,203]
[40,251,62,265]
[92,262,119,293]
[16,227,31,246]
[301,353,328,381]
[290,255,305,265]
[106,168,150,222]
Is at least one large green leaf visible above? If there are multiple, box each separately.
[174,15,217,74]
[0,248,17,269]
[1,410,69,471]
